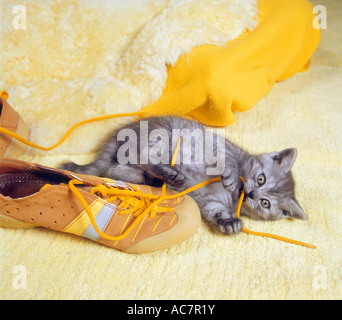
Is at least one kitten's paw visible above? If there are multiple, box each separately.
[221,174,240,192]
[165,172,185,188]
[59,161,78,172]
[215,213,243,235]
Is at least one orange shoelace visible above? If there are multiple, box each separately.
[68,176,220,242]
[1,91,316,248]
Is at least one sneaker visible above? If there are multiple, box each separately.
[0,159,201,253]
[0,92,29,158]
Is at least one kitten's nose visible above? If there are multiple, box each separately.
[247,191,254,199]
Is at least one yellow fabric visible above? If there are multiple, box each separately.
[141,0,321,126]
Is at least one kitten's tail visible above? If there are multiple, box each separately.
[59,139,119,177]
[59,159,108,177]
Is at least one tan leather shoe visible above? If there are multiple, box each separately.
[0,92,29,158]
[0,159,201,253]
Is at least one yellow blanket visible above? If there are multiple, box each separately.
[1,0,341,300]
[142,0,321,126]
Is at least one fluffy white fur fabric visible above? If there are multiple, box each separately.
[0,0,257,158]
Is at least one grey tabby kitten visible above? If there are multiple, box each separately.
[60,116,306,235]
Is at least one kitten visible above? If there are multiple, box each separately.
[60,116,306,235]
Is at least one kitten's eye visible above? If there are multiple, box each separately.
[260,199,270,209]
[257,174,266,186]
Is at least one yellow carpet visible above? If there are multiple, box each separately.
[1,0,342,299]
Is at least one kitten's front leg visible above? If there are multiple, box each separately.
[194,183,243,235]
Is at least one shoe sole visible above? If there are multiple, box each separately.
[0,213,37,228]
[3,115,29,159]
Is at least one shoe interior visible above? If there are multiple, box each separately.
[0,172,69,199]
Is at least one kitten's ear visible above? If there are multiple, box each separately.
[284,199,307,220]
[270,148,297,173]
